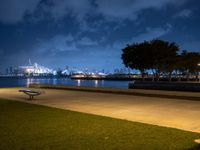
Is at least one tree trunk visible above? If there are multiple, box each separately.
[142,73,145,81]
[156,72,160,82]
[128,68,131,78]
[186,73,190,81]
[175,70,181,82]
[169,72,172,82]
[155,69,160,82]
[178,75,181,82]
[151,69,155,82]
[140,70,145,81]
[195,72,199,82]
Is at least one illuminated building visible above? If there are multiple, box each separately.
[18,62,53,75]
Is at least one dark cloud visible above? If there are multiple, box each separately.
[0,0,40,23]
[131,24,172,43]
[95,0,188,20]
[0,0,199,72]
[39,0,92,21]
[0,0,190,24]
[173,9,192,18]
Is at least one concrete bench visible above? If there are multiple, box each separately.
[19,89,45,100]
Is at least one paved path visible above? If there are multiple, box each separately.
[0,88,200,133]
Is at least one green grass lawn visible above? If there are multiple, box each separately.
[0,99,200,150]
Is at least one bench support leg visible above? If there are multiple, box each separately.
[29,95,34,100]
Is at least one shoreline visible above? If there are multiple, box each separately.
[29,84,200,101]
[0,75,199,82]
[129,81,200,92]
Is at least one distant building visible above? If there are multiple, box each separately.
[18,63,53,76]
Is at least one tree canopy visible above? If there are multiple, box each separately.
[122,42,151,72]
[121,39,200,81]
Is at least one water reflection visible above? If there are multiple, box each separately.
[94,80,98,87]
[26,78,33,87]
[101,80,104,85]
[53,78,57,85]
[0,77,129,89]
[77,79,81,86]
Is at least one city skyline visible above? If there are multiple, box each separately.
[0,0,200,72]
[3,60,135,75]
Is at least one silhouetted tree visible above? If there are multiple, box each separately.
[177,50,200,81]
[121,41,151,80]
[149,39,179,81]
[122,39,179,81]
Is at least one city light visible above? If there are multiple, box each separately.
[18,63,53,75]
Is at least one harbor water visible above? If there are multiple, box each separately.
[0,77,130,89]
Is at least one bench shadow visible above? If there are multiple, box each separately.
[189,145,200,150]
[13,96,33,101]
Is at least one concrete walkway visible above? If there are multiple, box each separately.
[0,88,200,133]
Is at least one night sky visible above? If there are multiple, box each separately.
[0,0,200,72]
